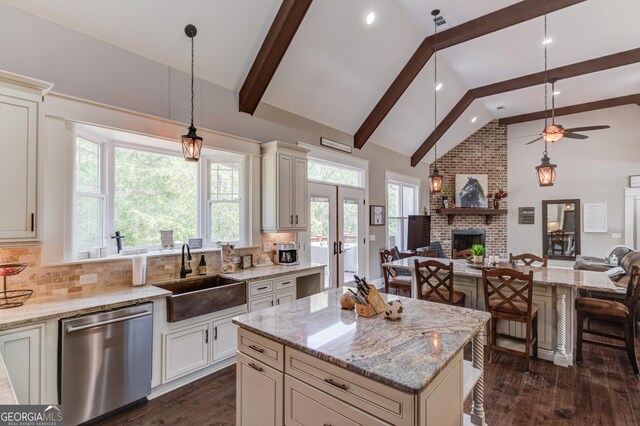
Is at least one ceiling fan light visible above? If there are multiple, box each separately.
[429,167,443,193]
[535,152,557,187]
[542,124,564,143]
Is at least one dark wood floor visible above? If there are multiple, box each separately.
[99,324,640,426]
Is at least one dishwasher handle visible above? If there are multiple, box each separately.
[66,311,152,334]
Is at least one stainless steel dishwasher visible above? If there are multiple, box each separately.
[59,303,153,425]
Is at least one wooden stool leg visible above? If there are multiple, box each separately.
[625,321,639,375]
[533,316,539,360]
[525,319,532,373]
[577,312,584,365]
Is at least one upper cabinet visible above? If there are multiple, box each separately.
[0,71,53,242]
[261,141,309,232]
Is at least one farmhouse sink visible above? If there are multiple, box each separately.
[156,276,246,322]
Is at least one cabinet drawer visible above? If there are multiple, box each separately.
[249,280,273,297]
[275,276,295,291]
[285,348,413,426]
[285,375,390,426]
[249,295,275,312]
[238,328,284,371]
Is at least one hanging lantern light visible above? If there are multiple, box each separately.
[535,148,557,187]
[429,9,443,194]
[181,24,203,162]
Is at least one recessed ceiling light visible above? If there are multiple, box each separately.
[435,82,443,91]
[553,90,560,96]
[366,12,376,25]
[471,116,478,123]
[542,37,553,45]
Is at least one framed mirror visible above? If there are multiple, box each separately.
[542,199,580,260]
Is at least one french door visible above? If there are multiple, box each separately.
[308,182,365,288]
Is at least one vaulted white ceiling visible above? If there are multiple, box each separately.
[2,0,639,165]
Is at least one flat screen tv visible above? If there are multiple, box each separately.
[407,215,431,251]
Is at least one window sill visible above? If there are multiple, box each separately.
[43,245,261,267]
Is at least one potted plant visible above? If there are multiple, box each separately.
[471,244,485,264]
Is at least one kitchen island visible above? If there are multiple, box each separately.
[233,287,490,425]
[383,256,621,367]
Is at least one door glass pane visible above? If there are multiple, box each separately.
[342,199,359,283]
[310,196,331,288]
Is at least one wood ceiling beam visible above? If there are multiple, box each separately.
[239,0,313,115]
[353,0,586,150]
[411,48,640,166]
[498,94,640,125]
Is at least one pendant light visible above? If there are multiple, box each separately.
[181,24,203,162]
[429,9,443,194]
[535,11,557,186]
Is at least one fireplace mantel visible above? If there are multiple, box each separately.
[435,208,507,225]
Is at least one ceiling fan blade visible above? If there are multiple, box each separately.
[525,136,543,145]
[564,125,610,132]
[563,133,588,140]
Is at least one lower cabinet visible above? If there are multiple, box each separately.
[162,310,245,384]
[275,289,295,306]
[0,323,44,404]
[250,295,275,312]
[163,322,209,382]
[236,352,283,426]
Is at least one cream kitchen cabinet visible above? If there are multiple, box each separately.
[0,72,52,242]
[236,352,283,426]
[211,315,238,361]
[0,323,45,404]
[261,141,309,232]
[163,321,210,382]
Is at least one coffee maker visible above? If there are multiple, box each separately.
[275,242,300,266]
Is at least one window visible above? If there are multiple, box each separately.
[72,129,245,259]
[386,172,420,251]
[75,137,105,253]
[114,146,197,247]
[209,162,241,244]
[308,158,363,187]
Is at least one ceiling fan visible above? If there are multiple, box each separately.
[525,79,610,145]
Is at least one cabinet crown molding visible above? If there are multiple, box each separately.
[0,70,53,97]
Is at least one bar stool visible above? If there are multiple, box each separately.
[482,268,538,372]
[509,253,548,267]
[576,265,640,375]
[453,249,473,260]
[415,259,465,307]
[380,250,411,296]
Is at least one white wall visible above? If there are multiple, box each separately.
[507,105,640,265]
[0,3,428,278]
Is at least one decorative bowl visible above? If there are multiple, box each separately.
[0,263,28,277]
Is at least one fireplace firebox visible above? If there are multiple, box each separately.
[451,229,485,257]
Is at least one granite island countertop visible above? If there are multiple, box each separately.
[384,256,620,293]
[0,285,170,330]
[233,287,490,394]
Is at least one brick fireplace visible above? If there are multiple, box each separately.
[429,120,507,256]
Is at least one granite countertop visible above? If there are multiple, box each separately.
[221,262,325,281]
[0,286,170,330]
[384,256,619,293]
[0,353,17,404]
[233,288,490,394]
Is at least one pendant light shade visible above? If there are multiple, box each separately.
[182,24,203,162]
[429,9,443,194]
[535,151,557,187]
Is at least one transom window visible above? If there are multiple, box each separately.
[72,130,245,259]
[308,158,364,188]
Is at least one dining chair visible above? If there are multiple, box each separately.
[509,253,548,267]
[453,249,474,260]
[380,250,411,296]
[576,265,640,374]
[482,268,538,372]
[414,259,465,307]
